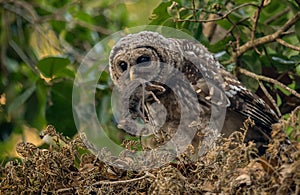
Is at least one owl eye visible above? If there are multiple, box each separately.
[136,55,151,65]
[118,61,128,72]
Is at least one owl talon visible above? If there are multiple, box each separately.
[145,82,166,93]
[143,82,163,104]
[148,91,161,104]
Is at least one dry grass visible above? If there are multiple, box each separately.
[0,108,299,194]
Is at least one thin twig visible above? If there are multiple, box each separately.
[56,187,74,193]
[3,0,38,22]
[74,19,111,35]
[9,40,39,75]
[232,12,300,61]
[265,7,290,25]
[276,39,300,51]
[251,0,265,55]
[238,68,300,99]
[251,0,265,42]
[91,171,155,186]
[175,3,258,23]
[258,81,282,117]
[225,17,250,38]
[192,0,197,21]
[253,158,278,176]
[281,30,296,37]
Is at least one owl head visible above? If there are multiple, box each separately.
[109,31,183,87]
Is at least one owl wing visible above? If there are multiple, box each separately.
[176,39,279,141]
[175,39,231,109]
[220,69,279,131]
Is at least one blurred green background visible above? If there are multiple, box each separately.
[0,0,299,161]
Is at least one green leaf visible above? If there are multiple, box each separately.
[296,65,300,76]
[160,18,177,28]
[286,126,293,135]
[216,18,232,30]
[8,84,36,114]
[239,52,262,91]
[25,79,47,129]
[276,93,282,106]
[50,20,66,32]
[275,85,291,96]
[217,12,245,30]
[270,55,296,72]
[55,68,75,78]
[208,36,233,53]
[264,0,286,15]
[75,11,94,24]
[256,23,275,35]
[46,79,76,137]
[149,1,173,25]
[37,57,70,78]
[295,20,300,42]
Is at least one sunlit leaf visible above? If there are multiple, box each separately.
[30,24,62,59]
[275,85,291,96]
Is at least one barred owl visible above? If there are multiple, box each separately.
[109,31,282,155]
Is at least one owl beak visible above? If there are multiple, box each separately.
[129,68,134,81]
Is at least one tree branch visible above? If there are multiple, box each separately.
[232,12,300,61]
[238,68,300,100]
[276,39,300,51]
[175,3,258,23]
[265,7,290,25]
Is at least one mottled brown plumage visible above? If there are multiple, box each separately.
[109,31,285,155]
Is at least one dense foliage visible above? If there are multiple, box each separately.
[0,0,159,159]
